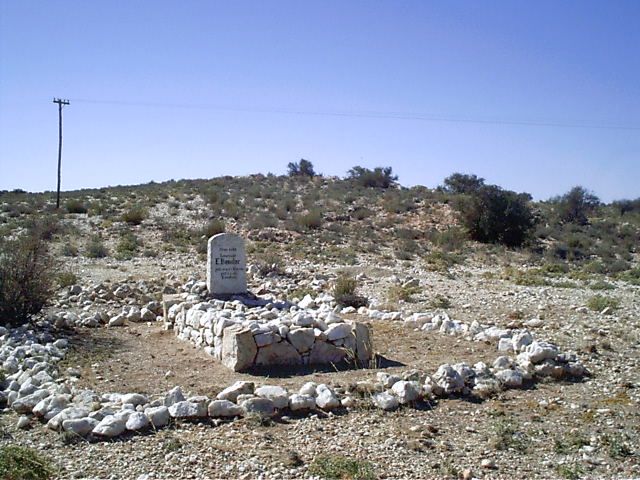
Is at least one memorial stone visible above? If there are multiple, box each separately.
[206,233,247,295]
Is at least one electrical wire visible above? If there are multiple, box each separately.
[69,98,640,131]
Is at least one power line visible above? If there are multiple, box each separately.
[70,98,640,131]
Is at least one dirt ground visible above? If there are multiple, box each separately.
[59,319,500,398]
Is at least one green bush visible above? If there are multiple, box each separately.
[0,445,54,480]
[440,172,485,194]
[287,158,316,177]
[122,206,147,225]
[202,219,225,238]
[56,271,78,288]
[115,232,140,260]
[0,232,54,326]
[333,275,368,308]
[347,166,397,188]
[85,236,108,258]
[308,455,375,480]
[65,199,87,214]
[552,186,600,225]
[455,185,534,247]
[296,210,323,230]
[587,295,619,313]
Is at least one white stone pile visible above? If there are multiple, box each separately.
[166,293,373,371]
[47,281,165,328]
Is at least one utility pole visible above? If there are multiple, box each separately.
[53,98,70,209]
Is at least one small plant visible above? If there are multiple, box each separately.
[162,436,182,453]
[0,232,54,326]
[333,275,368,308]
[65,199,87,214]
[555,462,584,480]
[254,252,284,276]
[424,250,462,273]
[122,206,147,225]
[586,295,620,313]
[296,210,323,230]
[85,236,108,258]
[589,280,616,291]
[430,294,451,309]
[56,271,78,288]
[0,445,54,480]
[308,454,375,480]
[202,219,225,238]
[387,284,420,303]
[553,433,589,454]
[60,243,78,257]
[603,434,633,459]
[491,419,528,452]
[115,232,140,260]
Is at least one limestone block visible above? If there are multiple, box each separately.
[221,325,258,372]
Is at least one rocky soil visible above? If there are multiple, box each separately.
[0,182,638,480]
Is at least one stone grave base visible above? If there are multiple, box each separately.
[165,298,374,372]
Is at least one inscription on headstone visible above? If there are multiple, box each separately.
[206,233,247,295]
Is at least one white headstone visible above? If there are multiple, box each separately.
[206,233,247,295]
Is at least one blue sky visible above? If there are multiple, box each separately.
[1,0,638,201]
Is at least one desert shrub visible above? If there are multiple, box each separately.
[454,185,534,247]
[430,294,452,309]
[115,232,140,260]
[616,267,640,285]
[424,250,463,272]
[552,186,600,225]
[64,199,87,214]
[590,280,615,291]
[85,236,108,258]
[346,166,397,188]
[296,210,323,230]
[428,227,466,252]
[587,295,619,313]
[56,271,78,288]
[287,158,316,177]
[308,454,375,480]
[333,275,368,308]
[202,219,225,238]
[121,206,147,225]
[254,252,284,276]
[351,206,373,220]
[387,284,420,303]
[60,243,78,257]
[0,445,54,480]
[0,232,55,326]
[440,172,485,194]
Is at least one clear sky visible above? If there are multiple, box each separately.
[1,1,638,202]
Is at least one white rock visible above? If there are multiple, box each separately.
[325,323,352,341]
[391,381,421,404]
[241,397,276,418]
[287,328,315,353]
[208,400,243,417]
[121,393,148,406]
[288,394,316,411]
[164,386,185,407]
[315,384,339,410]
[376,372,402,389]
[433,364,465,394]
[108,314,126,327]
[93,415,127,437]
[168,401,207,418]
[496,369,523,388]
[62,417,99,436]
[373,392,399,410]
[126,412,150,431]
[217,381,254,402]
[144,406,170,427]
[255,385,289,409]
[298,295,316,310]
[299,382,317,397]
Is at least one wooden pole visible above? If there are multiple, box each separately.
[53,98,69,209]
